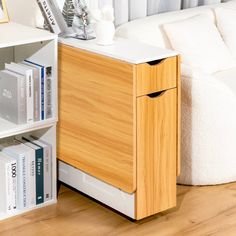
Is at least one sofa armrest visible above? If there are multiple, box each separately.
[181,63,214,79]
[181,63,236,112]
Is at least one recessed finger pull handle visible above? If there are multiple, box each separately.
[147,91,166,98]
[147,59,164,66]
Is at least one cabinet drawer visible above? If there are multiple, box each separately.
[136,56,177,97]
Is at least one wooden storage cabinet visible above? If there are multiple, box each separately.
[58,42,180,220]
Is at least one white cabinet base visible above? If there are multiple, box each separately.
[58,161,135,219]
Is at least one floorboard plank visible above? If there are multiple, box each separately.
[1,183,236,236]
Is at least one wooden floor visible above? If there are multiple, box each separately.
[1,183,236,236]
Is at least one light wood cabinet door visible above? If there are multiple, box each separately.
[136,88,177,219]
[58,45,136,193]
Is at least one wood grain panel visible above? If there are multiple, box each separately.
[136,56,177,97]
[177,55,181,176]
[58,44,136,193]
[3,183,236,235]
[136,88,177,219]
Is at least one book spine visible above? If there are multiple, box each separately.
[24,60,44,120]
[5,162,13,213]
[26,71,34,123]
[45,67,52,119]
[10,161,17,211]
[37,0,53,33]
[19,76,27,124]
[17,155,27,209]
[36,149,44,205]
[29,152,36,206]
[41,68,45,120]
[49,0,69,33]
[38,70,42,121]
[22,155,27,208]
[44,145,51,201]
[34,70,40,122]
[37,0,62,34]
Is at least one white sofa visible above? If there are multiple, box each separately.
[116,1,236,185]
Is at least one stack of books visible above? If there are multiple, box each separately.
[0,137,52,214]
[0,60,53,124]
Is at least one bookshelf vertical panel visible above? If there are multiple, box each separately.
[0,47,14,70]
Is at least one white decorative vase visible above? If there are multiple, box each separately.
[95,21,115,46]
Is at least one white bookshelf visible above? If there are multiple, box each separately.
[0,22,58,221]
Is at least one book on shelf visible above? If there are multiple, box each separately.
[20,62,41,122]
[0,152,17,214]
[24,60,45,120]
[5,63,34,124]
[45,66,53,119]
[28,136,52,202]
[0,59,53,124]
[36,0,70,35]
[0,136,53,213]
[0,70,26,124]
[0,140,36,209]
[18,137,44,205]
[24,60,53,120]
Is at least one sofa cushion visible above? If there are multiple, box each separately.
[162,14,236,74]
[223,0,236,9]
[214,67,236,94]
[115,6,215,49]
[215,7,236,60]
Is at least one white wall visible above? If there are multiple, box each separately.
[5,0,104,27]
[5,0,232,27]
[6,0,40,26]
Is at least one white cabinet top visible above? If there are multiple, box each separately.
[59,37,178,64]
[0,22,57,48]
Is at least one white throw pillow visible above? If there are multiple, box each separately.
[224,0,236,9]
[215,7,236,60]
[163,14,236,74]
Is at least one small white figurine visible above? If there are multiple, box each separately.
[91,5,115,45]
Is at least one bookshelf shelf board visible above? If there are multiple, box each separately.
[0,199,57,221]
[0,118,58,139]
[0,22,57,49]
